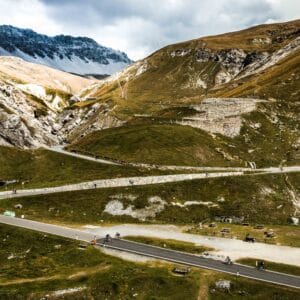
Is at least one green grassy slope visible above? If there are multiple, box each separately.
[0,224,200,299]
[125,236,213,254]
[0,146,170,190]
[1,173,299,229]
[68,124,243,167]
[80,20,300,118]
[70,22,300,167]
[1,224,299,299]
[71,55,300,167]
[68,110,298,167]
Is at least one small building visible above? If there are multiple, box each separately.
[214,216,244,224]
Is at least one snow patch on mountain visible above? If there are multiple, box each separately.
[1,48,129,75]
[0,25,133,75]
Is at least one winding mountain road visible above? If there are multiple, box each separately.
[48,146,299,173]
[99,237,300,289]
[0,215,299,289]
[0,171,244,199]
[47,146,120,165]
[0,164,299,200]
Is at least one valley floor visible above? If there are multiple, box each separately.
[1,147,299,298]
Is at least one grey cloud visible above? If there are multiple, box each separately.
[7,1,300,59]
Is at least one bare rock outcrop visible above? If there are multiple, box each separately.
[178,98,268,137]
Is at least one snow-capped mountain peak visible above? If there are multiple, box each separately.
[0,25,133,75]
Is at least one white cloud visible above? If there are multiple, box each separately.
[0,0,62,35]
[266,0,300,21]
[0,0,299,60]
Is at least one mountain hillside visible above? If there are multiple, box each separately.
[81,19,300,116]
[0,25,132,76]
[0,56,103,147]
[1,20,299,168]
[68,20,300,168]
[0,56,93,94]
[1,20,300,231]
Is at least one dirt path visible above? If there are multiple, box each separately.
[47,146,300,174]
[47,146,119,165]
[0,264,110,286]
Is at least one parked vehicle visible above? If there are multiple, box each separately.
[244,234,255,242]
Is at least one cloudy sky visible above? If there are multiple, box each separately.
[0,0,299,60]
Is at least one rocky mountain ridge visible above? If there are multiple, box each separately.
[0,56,124,148]
[0,25,132,75]
[66,19,299,168]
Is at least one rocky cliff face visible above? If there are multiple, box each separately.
[0,25,132,75]
[0,57,123,148]
[177,98,267,137]
[0,82,58,147]
[0,81,123,148]
[84,20,299,117]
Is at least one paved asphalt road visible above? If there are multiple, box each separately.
[0,171,244,200]
[97,238,300,289]
[47,146,120,166]
[0,215,299,289]
[48,146,300,174]
[47,146,253,172]
[1,166,300,200]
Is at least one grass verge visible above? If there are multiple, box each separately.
[0,223,200,299]
[1,173,299,230]
[125,236,213,254]
[0,146,183,190]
